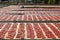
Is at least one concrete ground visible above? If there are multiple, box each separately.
[0,4,60,8]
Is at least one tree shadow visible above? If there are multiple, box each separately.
[0,3,10,8]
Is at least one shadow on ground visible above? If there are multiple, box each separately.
[0,4,10,8]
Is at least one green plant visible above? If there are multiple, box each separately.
[48,0,53,4]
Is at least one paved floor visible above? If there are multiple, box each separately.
[22,5,60,7]
[0,5,60,39]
